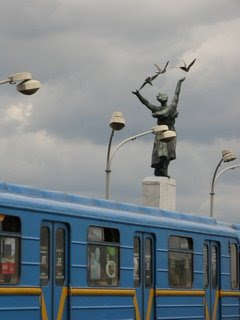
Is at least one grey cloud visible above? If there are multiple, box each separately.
[0,0,239,224]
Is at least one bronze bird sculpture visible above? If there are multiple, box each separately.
[154,61,169,74]
[179,59,196,72]
[138,73,160,90]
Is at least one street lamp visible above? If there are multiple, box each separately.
[0,72,41,95]
[210,149,236,217]
[105,122,175,199]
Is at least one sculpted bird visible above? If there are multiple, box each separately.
[154,61,169,74]
[179,58,196,72]
[138,61,170,90]
[138,73,160,90]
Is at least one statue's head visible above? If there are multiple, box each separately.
[156,93,168,103]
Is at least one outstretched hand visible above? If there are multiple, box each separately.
[132,90,139,95]
[179,77,186,82]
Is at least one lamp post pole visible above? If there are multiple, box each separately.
[105,128,115,200]
[210,157,223,218]
[210,150,236,218]
[105,125,173,200]
[105,129,154,200]
[105,112,126,200]
[108,129,154,169]
[216,164,240,180]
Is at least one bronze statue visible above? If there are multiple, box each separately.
[132,77,185,178]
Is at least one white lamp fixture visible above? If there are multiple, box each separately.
[222,149,236,163]
[0,72,41,95]
[109,112,126,131]
[152,124,176,142]
[157,130,176,142]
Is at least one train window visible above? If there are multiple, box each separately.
[168,236,193,288]
[145,238,152,287]
[0,215,21,284]
[211,245,218,289]
[40,227,50,286]
[55,229,65,286]
[203,245,209,288]
[88,226,119,286]
[229,243,238,289]
[134,237,141,287]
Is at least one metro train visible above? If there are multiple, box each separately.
[0,180,239,319]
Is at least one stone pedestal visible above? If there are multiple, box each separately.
[142,176,176,211]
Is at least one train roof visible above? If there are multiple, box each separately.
[0,181,239,237]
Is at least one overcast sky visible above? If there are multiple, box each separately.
[0,0,239,223]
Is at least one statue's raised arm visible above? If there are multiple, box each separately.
[171,77,185,107]
[132,90,160,112]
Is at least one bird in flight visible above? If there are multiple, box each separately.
[179,58,196,72]
[154,61,169,74]
[138,61,169,90]
[138,73,160,90]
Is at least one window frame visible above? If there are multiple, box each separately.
[211,244,218,289]
[134,236,141,288]
[144,237,153,288]
[229,242,238,290]
[55,228,66,287]
[87,225,120,287]
[0,215,21,285]
[203,244,209,289]
[40,226,50,286]
[168,235,193,288]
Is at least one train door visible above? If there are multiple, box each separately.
[204,241,220,320]
[40,222,69,320]
[134,232,155,320]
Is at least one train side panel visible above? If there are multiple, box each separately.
[0,183,240,319]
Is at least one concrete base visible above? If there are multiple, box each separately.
[142,176,176,211]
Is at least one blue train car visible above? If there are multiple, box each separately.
[0,181,239,319]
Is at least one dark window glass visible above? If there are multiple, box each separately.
[134,237,140,287]
[88,226,119,286]
[40,227,50,286]
[169,236,193,288]
[1,215,21,233]
[203,245,209,288]
[145,238,152,287]
[0,215,21,284]
[211,245,218,289]
[230,243,238,289]
[88,226,119,243]
[55,229,65,286]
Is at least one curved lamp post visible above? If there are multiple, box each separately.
[105,120,175,199]
[216,164,240,180]
[210,149,236,217]
[0,72,41,95]
[105,112,126,200]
